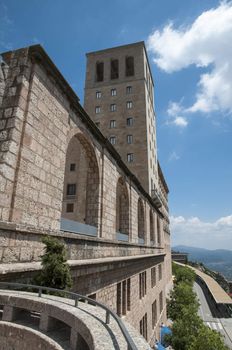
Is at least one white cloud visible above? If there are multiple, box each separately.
[168,151,180,162]
[147,2,232,115]
[166,101,188,128]
[170,214,232,249]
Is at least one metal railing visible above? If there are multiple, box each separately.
[0,282,137,350]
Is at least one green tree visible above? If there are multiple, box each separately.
[173,264,196,285]
[188,324,229,350]
[34,236,72,291]
[168,282,199,321]
[169,308,203,350]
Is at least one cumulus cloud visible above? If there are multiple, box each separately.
[147,2,232,115]
[166,101,188,127]
[170,214,232,249]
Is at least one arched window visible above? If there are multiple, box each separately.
[150,209,155,245]
[138,198,145,244]
[116,177,129,241]
[62,132,100,236]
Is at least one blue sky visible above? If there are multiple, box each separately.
[1,0,232,249]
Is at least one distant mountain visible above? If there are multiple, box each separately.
[172,245,232,280]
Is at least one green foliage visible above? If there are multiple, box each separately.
[174,264,196,285]
[168,263,228,350]
[188,325,229,350]
[33,236,72,292]
[167,282,199,321]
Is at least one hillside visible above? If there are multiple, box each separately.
[173,245,232,280]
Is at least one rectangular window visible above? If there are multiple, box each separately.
[159,291,163,313]
[96,62,104,82]
[95,106,101,114]
[110,104,116,112]
[96,91,101,99]
[127,153,133,163]
[158,264,162,281]
[126,117,133,126]
[126,86,132,94]
[152,300,157,329]
[117,279,130,316]
[70,163,76,171]
[151,267,156,288]
[110,120,116,128]
[66,203,74,213]
[139,271,147,299]
[111,59,119,79]
[109,136,116,145]
[126,101,133,109]
[67,184,76,196]
[140,313,147,340]
[127,135,133,144]
[117,283,122,316]
[126,56,134,77]
[111,88,117,96]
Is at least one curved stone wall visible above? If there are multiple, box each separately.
[0,321,63,350]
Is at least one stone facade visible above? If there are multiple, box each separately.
[0,44,172,346]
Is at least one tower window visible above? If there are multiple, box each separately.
[127,135,133,144]
[95,106,101,114]
[96,91,101,99]
[127,153,133,163]
[126,117,133,126]
[70,163,76,171]
[66,203,74,213]
[125,56,134,77]
[110,104,116,112]
[110,120,116,128]
[67,184,76,196]
[111,59,119,79]
[126,86,132,94]
[109,136,116,145]
[126,101,133,109]
[111,88,117,96]
[96,62,104,82]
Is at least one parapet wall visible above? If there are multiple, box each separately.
[0,321,63,350]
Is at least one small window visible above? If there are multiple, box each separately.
[111,88,117,96]
[125,56,134,76]
[111,59,119,79]
[95,106,101,114]
[109,136,116,145]
[96,91,101,99]
[66,203,74,213]
[70,163,76,171]
[127,153,133,163]
[95,122,100,128]
[126,86,132,94]
[126,117,133,126]
[127,135,133,144]
[67,184,76,196]
[110,104,116,112]
[126,101,133,109]
[96,62,104,82]
[110,120,116,128]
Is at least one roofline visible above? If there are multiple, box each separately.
[1,44,163,215]
[158,162,169,193]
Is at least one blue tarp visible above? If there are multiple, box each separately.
[157,342,165,350]
[160,326,172,347]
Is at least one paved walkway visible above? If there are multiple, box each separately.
[194,282,232,349]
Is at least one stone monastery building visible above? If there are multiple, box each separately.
[0,42,172,346]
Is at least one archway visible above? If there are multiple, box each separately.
[116,177,129,241]
[138,198,145,244]
[61,131,100,236]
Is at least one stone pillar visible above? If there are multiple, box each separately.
[39,313,56,332]
[2,305,19,321]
